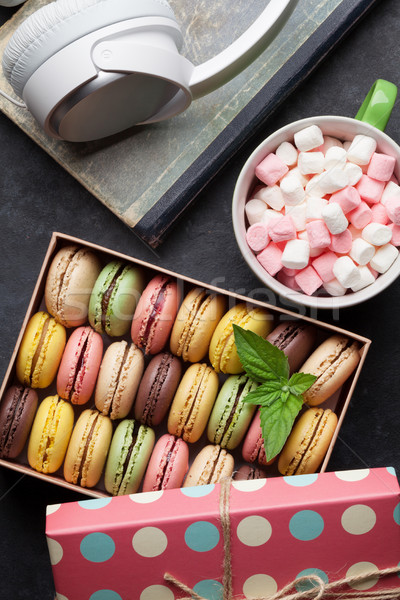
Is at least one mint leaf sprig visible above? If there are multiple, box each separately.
[233,324,316,462]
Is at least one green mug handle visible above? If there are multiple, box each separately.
[355,79,397,131]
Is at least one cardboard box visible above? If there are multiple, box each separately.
[46,467,400,599]
[0,233,371,498]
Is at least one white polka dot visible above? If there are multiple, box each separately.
[129,491,164,503]
[47,537,63,565]
[346,562,379,590]
[140,585,174,600]
[341,505,376,535]
[335,469,370,482]
[232,479,267,492]
[237,516,272,547]
[132,527,168,557]
[46,504,61,515]
[243,574,277,598]
[56,594,69,600]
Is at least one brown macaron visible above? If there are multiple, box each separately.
[0,385,38,459]
[183,444,234,487]
[266,321,317,374]
[278,408,338,476]
[300,335,360,406]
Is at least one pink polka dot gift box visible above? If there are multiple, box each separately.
[46,467,400,600]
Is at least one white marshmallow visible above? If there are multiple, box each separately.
[324,146,347,170]
[305,174,325,197]
[306,196,328,220]
[369,244,399,273]
[298,151,324,175]
[332,256,361,288]
[289,166,309,188]
[350,266,376,292]
[276,141,298,166]
[344,162,363,186]
[294,125,324,152]
[323,278,347,296]
[381,181,400,206]
[280,172,306,206]
[321,136,343,153]
[349,238,375,265]
[298,230,324,257]
[346,134,377,165]
[285,203,307,231]
[322,203,348,234]
[245,199,267,225]
[318,168,349,194]
[281,239,310,269]
[362,222,392,246]
[261,208,283,227]
[254,185,285,211]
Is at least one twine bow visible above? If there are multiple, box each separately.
[164,477,400,600]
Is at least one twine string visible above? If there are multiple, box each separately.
[165,477,400,600]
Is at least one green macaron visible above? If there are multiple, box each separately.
[104,419,155,496]
[207,374,258,450]
[89,261,144,337]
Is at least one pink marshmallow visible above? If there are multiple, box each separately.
[356,174,385,204]
[367,265,379,279]
[257,242,283,276]
[277,270,301,291]
[312,251,338,283]
[282,266,298,276]
[388,223,400,246]
[385,197,400,226]
[305,220,331,248]
[367,152,396,182]
[348,201,373,229]
[330,186,361,214]
[329,229,353,254]
[255,153,289,186]
[370,203,388,225]
[294,266,323,296]
[268,215,297,243]
[246,223,270,252]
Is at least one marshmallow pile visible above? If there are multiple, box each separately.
[245,124,400,296]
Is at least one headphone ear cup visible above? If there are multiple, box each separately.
[3,0,176,98]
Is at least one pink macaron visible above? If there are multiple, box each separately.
[57,326,103,405]
[242,411,275,466]
[142,434,189,492]
[131,275,181,355]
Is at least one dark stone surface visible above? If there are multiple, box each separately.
[0,0,399,598]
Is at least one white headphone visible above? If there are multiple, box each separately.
[1,0,298,141]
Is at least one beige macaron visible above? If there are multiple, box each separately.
[300,335,360,406]
[278,408,338,475]
[183,444,234,487]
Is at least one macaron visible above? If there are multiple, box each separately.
[242,411,275,466]
[0,385,38,459]
[209,303,273,373]
[233,465,267,481]
[278,408,338,475]
[104,419,155,496]
[95,341,144,419]
[64,409,113,488]
[207,375,258,449]
[134,352,182,426]
[266,321,317,374]
[16,311,66,388]
[88,261,144,337]
[142,434,189,492]
[168,363,219,443]
[57,326,103,405]
[183,444,234,487]
[28,395,74,474]
[170,287,226,362]
[300,335,360,406]
[45,245,102,327]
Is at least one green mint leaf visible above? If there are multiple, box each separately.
[233,324,290,383]
[288,372,317,396]
[259,393,304,461]
[243,383,283,407]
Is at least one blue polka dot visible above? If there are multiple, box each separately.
[394,503,400,526]
[289,510,324,541]
[295,568,328,592]
[81,533,115,562]
[89,592,122,600]
[398,562,400,578]
[284,474,318,487]
[78,498,112,510]
[181,484,215,498]
[185,521,220,552]
[193,580,223,600]
[387,467,396,476]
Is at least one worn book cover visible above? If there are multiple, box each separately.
[0,0,380,247]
